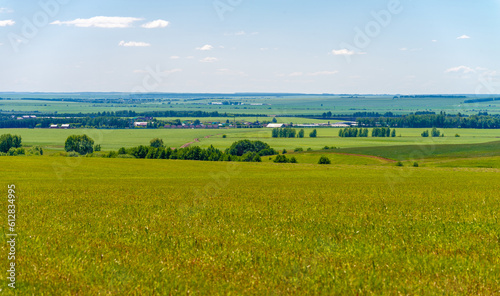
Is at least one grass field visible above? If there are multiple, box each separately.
[2,94,500,115]
[2,128,498,154]
[1,157,499,294]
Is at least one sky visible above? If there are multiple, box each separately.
[0,0,499,94]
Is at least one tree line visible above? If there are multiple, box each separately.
[357,113,500,129]
[272,128,316,138]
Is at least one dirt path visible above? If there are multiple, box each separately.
[333,152,396,163]
[180,138,200,148]
[179,133,223,149]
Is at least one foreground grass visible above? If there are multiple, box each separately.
[1,157,500,294]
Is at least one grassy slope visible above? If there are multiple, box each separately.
[1,157,500,294]
[1,128,498,153]
[340,140,500,161]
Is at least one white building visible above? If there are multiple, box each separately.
[266,123,285,128]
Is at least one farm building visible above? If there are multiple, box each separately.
[61,124,70,129]
[134,122,148,127]
[50,124,58,128]
[266,123,285,128]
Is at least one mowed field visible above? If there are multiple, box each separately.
[1,128,499,153]
[1,157,499,294]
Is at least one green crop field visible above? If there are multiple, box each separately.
[1,127,498,154]
[2,94,499,115]
[1,157,499,294]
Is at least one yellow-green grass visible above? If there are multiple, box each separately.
[1,157,500,294]
[194,128,500,151]
[262,151,389,165]
[0,128,238,151]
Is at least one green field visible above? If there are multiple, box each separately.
[2,94,499,115]
[2,128,499,154]
[1,157,499,294]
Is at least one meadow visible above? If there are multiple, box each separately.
[1,157,499,295]
[2,93,499,115]
[1,127,499,153]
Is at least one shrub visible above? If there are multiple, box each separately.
[150,138,164,148]
[421,130,429,137]
[455,134,460,137]
[222,134,227,138]
[273,155,289,163]
[318,156,331,164]
[413,162,419,167]
[94,144,101,152]
[290,157,298,163]
[28,146,43,156]
[396,161,403,167]
[7,147,25,156]
[431,127,441,137]
[0,134,22,153]
[65,135,94,155]
[294,148,303,152]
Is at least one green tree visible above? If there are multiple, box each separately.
[391,129,396,137]
[318,156,331,164]
[64,135,94,155]
[150,138,164,148]
[421,130,429,137]
[431,127,440,137]
[298,129,305,138]
[273,155,289,163]
[309,129,317,138]
[0,134,22,153]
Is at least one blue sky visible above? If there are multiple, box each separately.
[0,0,499,94]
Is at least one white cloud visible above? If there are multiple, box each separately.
[445,66,475,74]
[288,72,303,77]
[457,35,471,40]
[432,39,438,42]
[51,16,142,28]
[119,40,151,47]
[170,56,180,59]
[0,8,13,13]
[196,44,214,51]
[215,69,246,76]
[307,71,339,76]
[200,57,218,63]
[0,20,15,26]
[331,49,365,56]
[141,19,169,29]
[400,47,422,52]
[134,68,181,75]
[225,31,246,36]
